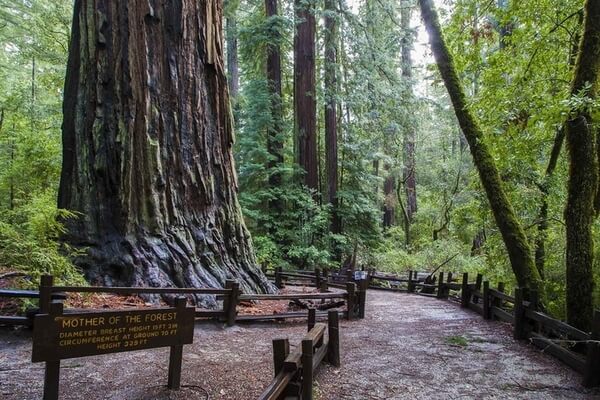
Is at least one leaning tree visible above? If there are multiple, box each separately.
[58,0,273,302]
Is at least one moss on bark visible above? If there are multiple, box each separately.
[418,0,543,293]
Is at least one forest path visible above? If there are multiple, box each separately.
[0,290,598,399]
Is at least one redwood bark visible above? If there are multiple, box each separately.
[266,0,284,216]
[419,0,543,293]
[324,0,340,233]
[294,0,318,191]
[564,0,600,331]
[58,0,273,304]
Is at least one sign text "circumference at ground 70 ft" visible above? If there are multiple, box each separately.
[32,307,195,362]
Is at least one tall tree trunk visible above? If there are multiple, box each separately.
[419,0,543,293]
[564,0,600,331]
[535,11,583,279]
[294,0,318,192]
[401,0,417,221]
[58,0,273,304]
[383,166,395,228]
[324,0,340,234]
[225,0,239,100]
[266,0,285,218]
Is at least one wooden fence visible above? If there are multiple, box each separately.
[365,269,600,388]
[0,275,366,328]
[258,309,340,400]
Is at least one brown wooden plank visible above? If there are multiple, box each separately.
[0,316,31,326]
[304,323,326,343]
[489,288,514,303]
[239,293,347,301]
[283,351,302,372]
[236,310,343,322]
[529,332,586,373]
[51,286,230,295]
[312,342,329,370]
[491,307,514,323]
[194,310,224,318]
[257,370,294,400]
[524,309,589,341]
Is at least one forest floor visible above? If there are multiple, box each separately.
[1,290,598,400]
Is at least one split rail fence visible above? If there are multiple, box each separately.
[258,309,340,400]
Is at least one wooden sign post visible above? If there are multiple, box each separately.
[32,294,195,400]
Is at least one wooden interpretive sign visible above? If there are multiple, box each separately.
[32,306,194,361]
[32,295,194,400]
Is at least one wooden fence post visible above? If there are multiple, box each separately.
[482,281,490,320]
[460,273,470,308]
[473,273,483,303]
[529,289,540,334]
[315,268,321,289]
[273,338,290,377]
[275,267,283,289]
[167,297,187,389]
[39,274,54,314]
[346,282,356,320]
[224,280,239,327]
[493,282,505,312]
[301,338,314,400]
[584,310,600,387]
[436,272,445,299]
[408,271,415,293]
[358,279,367,319]
[327,311,340,367]
[42,300,62,400]
[308,308,316,332]
[513,288,526,340]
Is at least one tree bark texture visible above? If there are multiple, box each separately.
[324,0,340,233]
[564,0,600,331]
[266,0,285,217]
[225,0,239,100]
[294,0,318,191]
[419,0,543,293]
[58,0,274,305]
[401,0,417,221]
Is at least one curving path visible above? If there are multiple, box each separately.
[0,290,598,399]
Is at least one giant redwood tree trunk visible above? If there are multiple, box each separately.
[564,0,600,331]
[58,0,273,304]
[419,0,543,294]
[294,0,318,191]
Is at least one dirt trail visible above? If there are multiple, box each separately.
[1,290,598,399]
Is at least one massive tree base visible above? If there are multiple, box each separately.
[73,224,274,308]
[58,0,274,305]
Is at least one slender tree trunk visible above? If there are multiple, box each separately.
[266,0,285,218]
[535,12,582,278]
[401,0,417,221]
[324,0,340,234]
[294,0,318,192]
[225,0,239,100]
[383,165,395,228]
[58,0,273,304]
[419,0,543,293]
[564,0,600,331]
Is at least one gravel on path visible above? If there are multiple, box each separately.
[1,290,598,399]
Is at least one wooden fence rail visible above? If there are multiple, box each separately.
[364,269,600,388]
[1,275,365,328]
[258,309,340,400]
